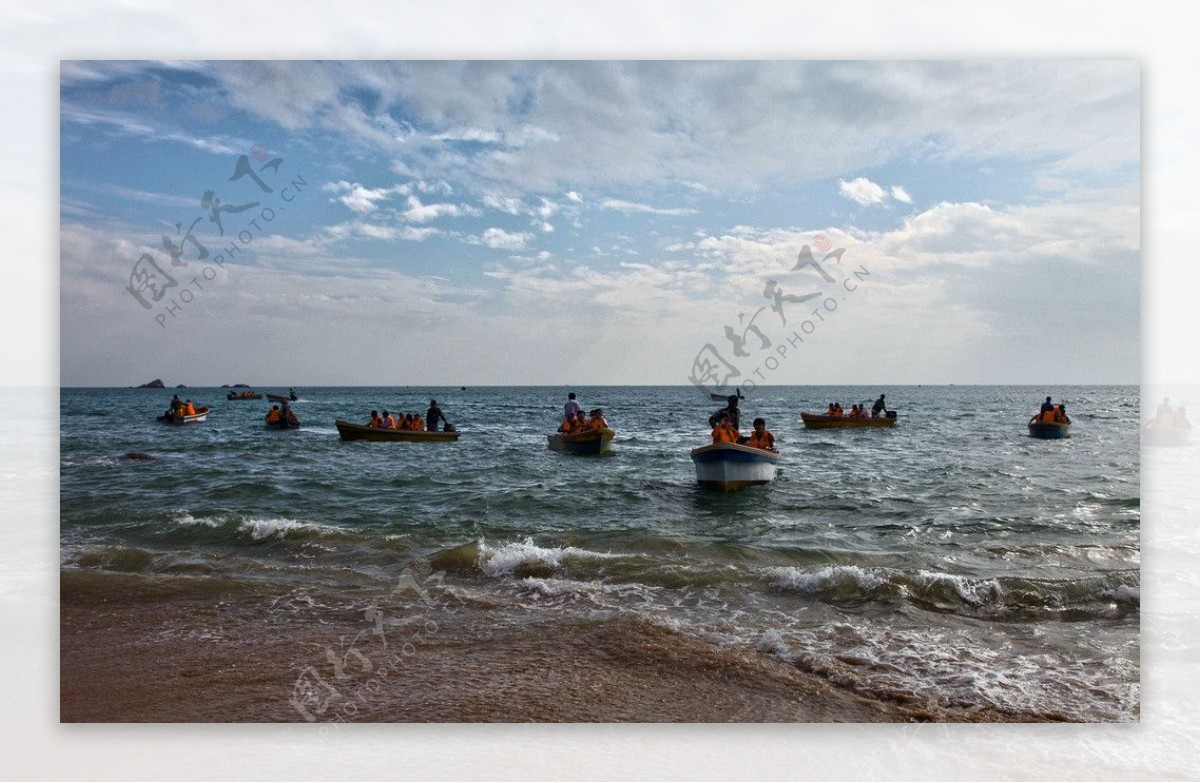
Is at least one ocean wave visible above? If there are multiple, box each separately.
[477,537,621,578]
[167,511,347,542]
[766,565,1139,620]
[759,619,1138,722]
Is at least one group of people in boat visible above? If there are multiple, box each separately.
[1030,396,1071,425]
[821,395,888,419]
[265,403,299,427]
[707,395,777,451]
[557,392,609,434]
[163,394,204,420]
[558,408,609,434]
[366,400,453,432]
[1148,397,1191,430]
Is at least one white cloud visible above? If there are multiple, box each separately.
[322,181,409,214]
[482,194,525,214]
[838,177,888,206]
[565,191,583,203]
[599,198,698,216]
[402,194,478,223]
[890,185,913,204]
[477,227,533,250]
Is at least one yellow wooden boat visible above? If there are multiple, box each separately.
[335,420,460,442]
[801,411,896,429]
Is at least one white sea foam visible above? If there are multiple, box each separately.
[913,570,1004,605]
[477,537,621,577]
[170,511,221,528]
[756,628,788,655]
[239,517,344,541]
[767,564,887,594]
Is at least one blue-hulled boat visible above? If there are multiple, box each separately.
[690,442,779,491]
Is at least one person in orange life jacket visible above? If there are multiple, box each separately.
[558,412,576,433]
[183,400,197,416]
[849,404,861,418]
[1175,406,1193,429]
[588,409,608,431]
[412,414,426,431]
[825,403,837,416]
[747,417,776,451]
[1053,404,1071,424]
[368,410,383,428]
[265,405,282,424]
[711,411,740,444]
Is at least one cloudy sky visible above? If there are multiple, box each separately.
[60,60,1139,387]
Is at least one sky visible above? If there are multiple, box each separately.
[59,60,1140,387]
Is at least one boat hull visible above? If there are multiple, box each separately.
[801,411,895,429]
[265,419,300,430]
[157,409,208,424]
[227,393,262,400]
[1028,422,1070,439]
[690,443,779,491]
[335,420,460,442]
[1143,427,1189,447]
[547,428,615,455]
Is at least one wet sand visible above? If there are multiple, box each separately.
[60,571,1053,723]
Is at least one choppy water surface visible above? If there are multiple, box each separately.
[60,385,1140,721]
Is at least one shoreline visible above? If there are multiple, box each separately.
[60,571,1063,723]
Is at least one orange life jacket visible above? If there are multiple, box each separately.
[748,430,774,450]
[183,402,196,416]
[590,417,608,430]
[712,423,739,444]
[370,415,383,428]
[413,416,425,431]
[266,409,281,423]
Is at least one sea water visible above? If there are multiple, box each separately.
[59,385,1140,721]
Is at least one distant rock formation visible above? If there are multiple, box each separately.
[175,384,187,389]
[231,383,250,388]
[137,378,166,388]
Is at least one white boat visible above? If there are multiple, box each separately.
[157,408,209,424]
[689,442,779,491]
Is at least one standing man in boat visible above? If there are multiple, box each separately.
[564,392,582,423]
[426,399,446,432]
[708,394,741,430]
[871,394,888,418]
